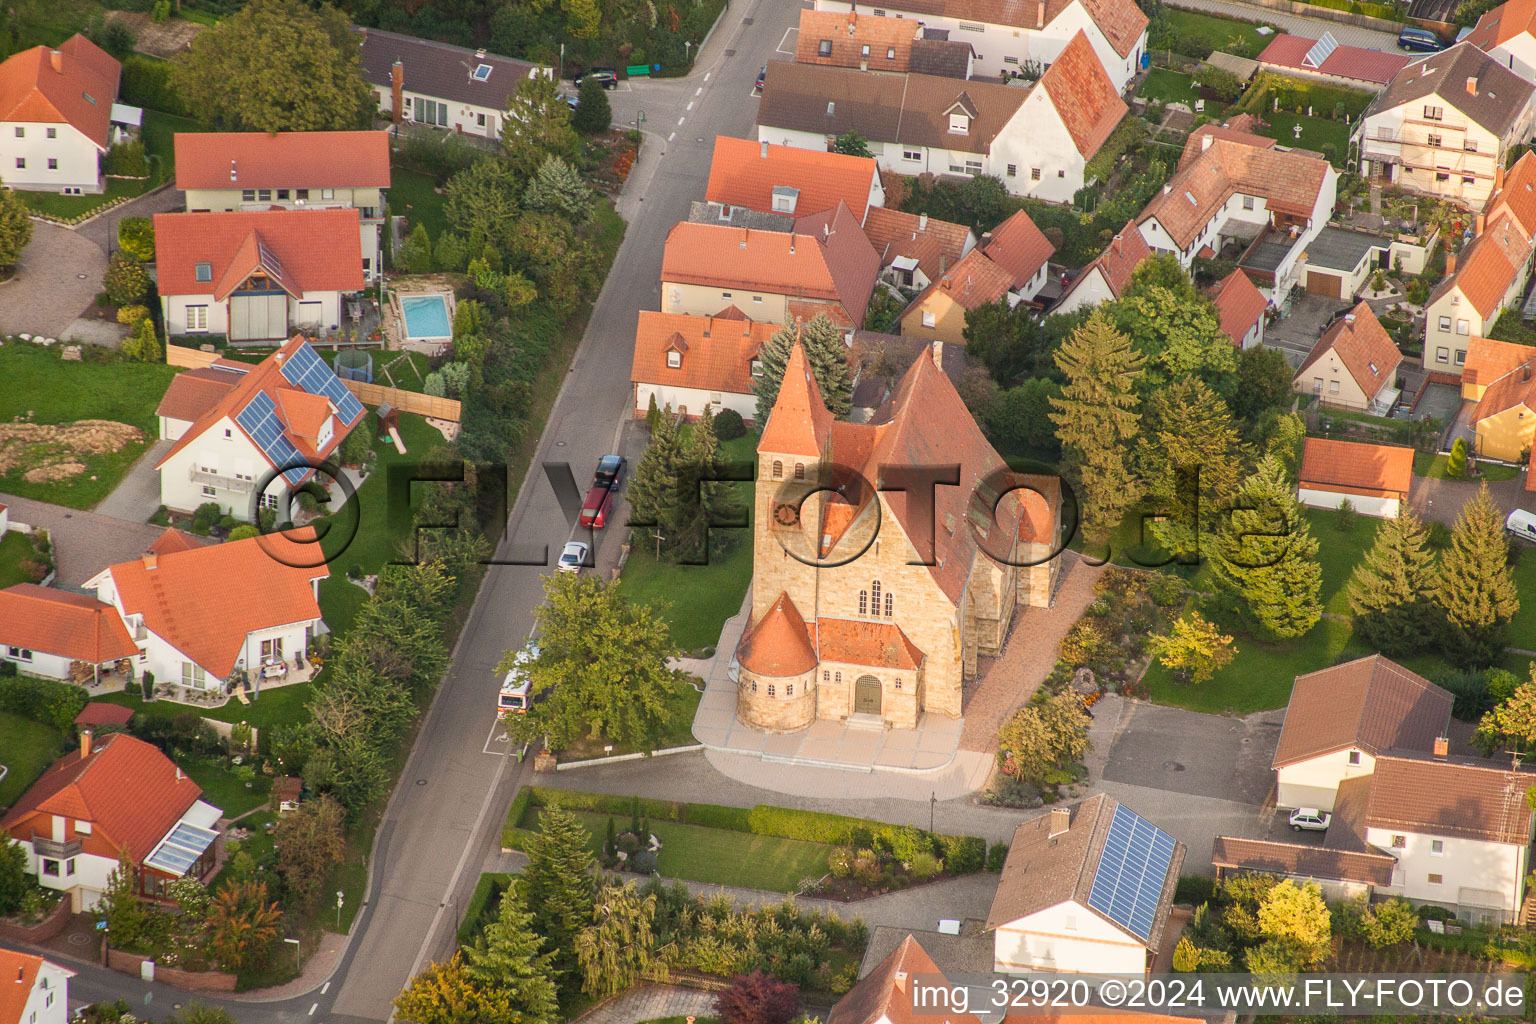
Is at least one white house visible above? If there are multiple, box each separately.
[154,209,365,343]
[1293,302,1403,413]
[812,0,1149,90]
[630,311,780,425]
[0,583,138,682]
[149,338,367,520]
[1209,268,1268,349]
[175,130,390,283]
[358,28,552,141]
[0,732,222,910]
[1054,219,1150,314]
[1137,125,1337,299]
[757,29,1127,202]
[1297,437,1415,518]
[0,35,125,195]
[0,949,74,1024]
[1356,43,1535,208]
[85,526,329,692]
[1424,211,1533,376]
[987,795,1184,976]
[1466,0,1536,81]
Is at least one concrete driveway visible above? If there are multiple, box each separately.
[0,222,104,339]
[0,492,163,586]
[1410,474,1536,526]
[93,439,171,523]
[76,184,182,253]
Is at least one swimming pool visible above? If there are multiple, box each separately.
[401,294,452,340]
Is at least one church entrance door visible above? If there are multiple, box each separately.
[854,675,882,715]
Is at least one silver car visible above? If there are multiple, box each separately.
[557,540,589,573]
[1289,807,1331,832]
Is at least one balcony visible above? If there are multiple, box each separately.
[31,835,82,859]
[189,467,255,493]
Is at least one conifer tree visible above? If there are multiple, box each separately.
[752,314,852,423]
[520,803,596,990]
[627,407,686,552]
[675,406,744,561]
[1436,483,1520,667]
[464,887,560,1024]
[1138,377,1249,562]
[1048,312,1146,541]
[1346,507,1438,655]
[1209,455,1323,639]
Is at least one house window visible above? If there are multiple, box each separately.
[1436,172,1451,182]
[1057,169,1065,178]
[948,113,968,134]
[1347,750,1361,765]
[903,149,921,161]
[1457,319,1469,335]
[1242,195,1255,210]
[1329,380,1339,394]
[241,189,255,202]
[202,485,217,497]
[1438,316,1451,331]
[823,671,829,681]
[666,350,681,368]
[1427,134,1442,148]
[751,681,757,692]
[1423,105,1443,120]
[1428,873,1443,885]
[46,128,55,139]
[1392,835,1407,848]
[195,262,213,283]
[1031,167,1041,181]
[860,590,868,614]
[277,189,290,200]
[787,683,794,696]
[1431,840,1445,855]
[835,671,842,682]
[958,21,984,30]
[1437,346,1450,362]
[7,647,32,661]
[752,295,762,304]
[964,159,982,174]
[794,463,805,480]
[772,460,782,479]
[224,428,232,439]
[64,859,74,876]
[1463,175,1475,185]
[47,158,57,170]
[322,189,335,200]
[14,158,23,169]
[477,113,486,127]
[296,189,309,200]
[12,127,21,137]
[1465,139,1478,153]
[819,39,832,56]
[1006,164,1017,177]
[76,821,91,834]
[262,493,279,510]
[721,291,732,300]
[187,305,208,331]
[181,662,207,688]
[1456,349,1466,365]
[41,859,59,877]
[257,189,272,201]
[887,47,896,59]
[1004,55,1020,64]
[750,359,764,377]
[768,684,775,696]
[921,311,936,328]
[884,593,893,616]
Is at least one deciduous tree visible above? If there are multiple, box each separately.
[1474,667,1536,755]
[207,880,282,973]
[1437,483,1520,667]
[395,954,519,1024]
[574,881,662,998]
[171,0,371,131]
[833,132,872,157]
[716,971,801,1024]
[0,831,29,916]
[1257,880,1330,965]
[752,314,853,423]
[1107,257,1235,395]
[273,795,346,909]
[962,298,1052,385]
[1147,612,1235,683]
[1346,507,1438,655]
[1209,455,1323,639]
[103,252,148,306]
[0,182,31,273]
[996,691,1090,780]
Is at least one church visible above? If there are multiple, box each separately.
[733,341,1063,732]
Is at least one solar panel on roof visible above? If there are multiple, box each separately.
[235,391,310,486]
[1085,804,1178,942]
[279,342,365,425]
[1303,32,1339,69]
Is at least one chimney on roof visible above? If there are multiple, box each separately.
[80,729,92,760]
[1467,75,1479,96]
[176,765,183,781]
[49,49,61,74]
[1497,163,1506,191]
[1048,805,1071,838]
[391,60,405,123]
[894,970,909,993]
[789,235,796,255]
[1447,252,1458,275]
[849,13,857,33]
[931,338,943,369]
[760,140,769,158]
[230,159,237,183]
[1201,132,1214,152]
[1163,183,1172,195]
[1111,232,1122,255]
[1434,736,1449,759]
[14,967,21,983]
[1345,312,1355,323]
[1476,212,1486,235]
[1036,0,1046,28]
[141,551,157,571]
[918,212,928,231]
[475,47,487,59]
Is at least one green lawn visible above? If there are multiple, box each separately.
[550,808,836,893]
[0,342,178,508]
[1145,614,1356,713]
[1139,68,1202,108]
[0,531,40,588]
[1253,113,1350,166]
[1511,554,1536,657]
[98,683,313,732]
[1166,8,1276,58]
[1311,509,1380,616]
[389,166,449,242]
[20,109,198,220]
[0,711,63,809]
[176,756,272,818]
[1413,452,1520,481]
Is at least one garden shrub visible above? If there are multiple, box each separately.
[937,834,986,874]
[103,252,149,306]
[0,676,88,730]
[909,851,943,881]
[118,217,155,261]
[714,407,747,441]
[103,141,149,178]
[1175,874,1217,906]
[121,54,189,116]
[631,849,659,874]
[987,841,1009,872]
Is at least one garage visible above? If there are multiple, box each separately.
[1305,269,1343,298]
[230,292,289,342]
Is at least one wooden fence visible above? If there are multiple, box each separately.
[166,345,462,421]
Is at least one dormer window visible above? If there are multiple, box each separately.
[771,186,800,214]
[949,112,969,134]
[667,350,681,368]
[750,358,764,377]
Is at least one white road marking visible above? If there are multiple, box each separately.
[678,116,686,125]
[321,983,331,995]
[695,86,703,96]
[668,132,677,141]
[308,1004,318,1016]
[704,72,711,81]
[686,101,694,110]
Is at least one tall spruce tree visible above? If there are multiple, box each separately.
[1436,483,1520,667]
[752,314,852,423]
[464,888,560,1023]
[1209,455,1323,639]
[1138,377,1250,563]
[1346,507,1438,655]
[626,408,687,552]
[1048,312,1146,542]
[520,803,596,991]
[674,406,744,561]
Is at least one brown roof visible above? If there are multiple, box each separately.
[831,935,979,1024]
[1273,654,1452,768]
[1487,152,1536,241]
[1367,754,1535,845]
[1464,335,1536,389]
[1141,137,1331,251]
[1371,42,1534,138]
[919,247,1018,312]
[1040,31,1128,158]
[74,702,136,727]
[1294,302,1402,400]
[814,618,924,669]
[0,583,138,664]
[861,207,973,283]
[1326,773,1377,852]
[706,136,880,223]
[175,131,390,191]
[155,366,243,422]
[1060,221,1150,305]
[737,591,819,676]
[1076,0,1151,56]
[1430,213,1532,320]
[661,203,880,326]
[1210,836,1395,886]
[987,795,1185,949]
[981,209,1057,286]
[630,311,779,398]
[1298,438,1415,499]
[357,28,540,110]
[816,0,1145,54]
[1180,120,1275,167]
[1209,269,1268,346]
[907,209,1054,315]
[757,61,1029,156]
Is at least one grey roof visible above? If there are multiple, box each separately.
[687,200,794,232]
[1242,234,1302,274]
[859,926,994,980]
[1206,51,1259,81]
[1372,42,1534,138]
[1306,226,1388,273]
[909,38,973,79]
[357,28,544,110]
[850,330,973,408]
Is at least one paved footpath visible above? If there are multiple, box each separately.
[1167,0,1399,49]
[574,985,718,1024]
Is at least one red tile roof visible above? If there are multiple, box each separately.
[1060,221,1150,306]
[1040,30,1128,158]
[759,338,836,457]
[922,247,1017,311]
[1299,438,1414,499]
[814,618,924,669]
[828,0,1146,55]
[0,733,206,863]
[155,366,244,422]
[154,337,367,488]
[1258,33,1409,86]
[104,528,328,679]
[1273,654,1452,768]
[706,136,880,224]
[661,203,880,326]
[1472,350,1536,422]
[737,591,819,676]
[1209,269,1268,346]
[0,950,43,1024]
[1431,213,1533,320]
[981,209,1056,287]
[1367,754,1535,845]
[0,34,119,150]
[1486,151,1536,240]
[0,583,138,664]
[795,10,921,71]
[861,207,973,284]
[1142,137,1331,251]
[629,311,779,398]
[1466,0,1536,53]
[75,702,136,727]
[1077,0,1151,56]
[831,936,981,1024]
[153,208,364,300]
[907,209,1054,314]
[146,527,216,557]
[175,130,390,191]
[1294,302,1402,401]
[1180,120,1275,167]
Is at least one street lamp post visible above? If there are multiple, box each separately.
[336,890,345,930]
[284,937,301,972]
[685,40,691,64]
[930,792,936,834]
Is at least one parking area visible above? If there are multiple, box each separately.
[1101,702,1283,805]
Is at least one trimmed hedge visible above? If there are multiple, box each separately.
[0,677,88,731]
[456,871,514,945]
[685,803,754,831]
